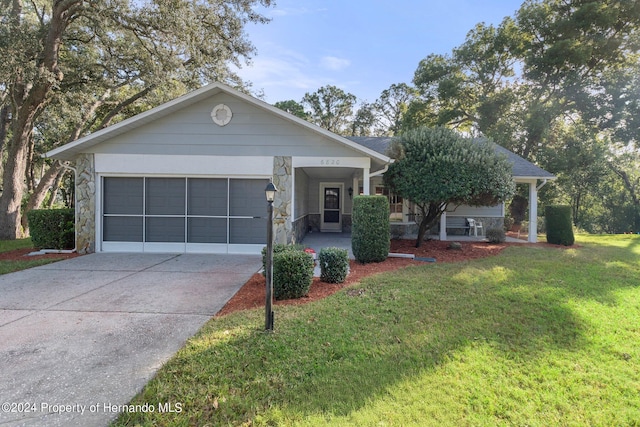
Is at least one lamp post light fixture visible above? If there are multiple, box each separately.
[264,182,277,331]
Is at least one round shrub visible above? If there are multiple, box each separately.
[273,250,314,300]
[261,243,303,276]
[27,209,75,249]
[485,227,506,243]
[545,205,575,246]
[319,247,349,283]
[352,195,390,263]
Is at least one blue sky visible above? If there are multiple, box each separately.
[235,0,524,104]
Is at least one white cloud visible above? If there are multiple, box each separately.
[320,56,351,71]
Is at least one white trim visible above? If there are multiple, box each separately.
[95,154,273,176]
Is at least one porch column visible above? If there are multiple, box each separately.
[363,167,370,195]
[529,181,538,243]
[440,211,447,241]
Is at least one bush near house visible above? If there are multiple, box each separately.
[352,195,390,263]
[26,209,74,250]
[273,250,314,300]
[319,247,349,283]
[546,205,575,246]
[261,244,303,277]
[486,227,506,243]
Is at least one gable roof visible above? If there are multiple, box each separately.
[44,82,392,166]
[347,136,556,180]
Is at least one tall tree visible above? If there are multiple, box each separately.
[372,83,417,136]
[384,127,514,247]
[301,85,357,135]
[0,0,272,239]
[273,100,309,120]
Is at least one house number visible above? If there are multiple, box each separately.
[320,159,340,165]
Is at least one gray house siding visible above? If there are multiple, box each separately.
[92,93,363,158]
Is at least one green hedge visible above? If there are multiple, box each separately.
[319,247,349,283]
[545,205,575,246]
[261,243,304,276]
[273,250,314,300]
[352,195,390,263]
[27,209,75,250]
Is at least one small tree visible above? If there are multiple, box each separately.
[384,126,515,247]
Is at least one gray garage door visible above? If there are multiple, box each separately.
[102,177,268,253]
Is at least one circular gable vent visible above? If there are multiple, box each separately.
[211,104,232,126]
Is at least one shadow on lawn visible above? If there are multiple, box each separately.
[120,238,640,425]
[258,241,638,419]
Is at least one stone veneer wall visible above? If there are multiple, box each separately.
[272,156,292,244]
[75,154,96,253]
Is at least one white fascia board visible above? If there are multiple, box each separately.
[95,154,273,176]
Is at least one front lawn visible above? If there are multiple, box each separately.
[0,238,74,275]
[113,234,640,426]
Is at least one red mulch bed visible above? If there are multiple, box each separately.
[0,248,80,262]
[216,238,539,317]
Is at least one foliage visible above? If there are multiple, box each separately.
[508,194,529,226]
[272,250,314,300]
[26,209,74,250]
[485,227,506,243]
[0,0,273,239]
[352,196,390,263]
[261,244,303,277]
[319,247,349,284]
[301,85,357,135]
[384,126,514,246]
[114,235,640,426]
[545,205,575,246]
[273,100,309,120]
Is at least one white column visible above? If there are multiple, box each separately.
[440,211,447,241]
[529,181,538,243]
[363,167,370,195]
[352,176,359,198]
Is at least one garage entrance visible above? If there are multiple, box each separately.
[101,177,268,253]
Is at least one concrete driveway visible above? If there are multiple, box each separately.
[0,253,260,427]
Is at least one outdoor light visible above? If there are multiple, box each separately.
[264,181,278,331]
[265,182,277,203]
[348,187,353,199]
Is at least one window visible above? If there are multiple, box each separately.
[375,187,404,222]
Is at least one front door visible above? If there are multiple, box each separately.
[320,183,343,232]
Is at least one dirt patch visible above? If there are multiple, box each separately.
[217,238,537,317]
[0,248,81,262]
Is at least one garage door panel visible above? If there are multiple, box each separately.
[103,178,143,215]
[188,178,228,216]
[146,178,185,215]
[229,179,269,217]
[103,217,143,242]
[145,217,185,242]
[187,218,227,243]
[229,218,267,244]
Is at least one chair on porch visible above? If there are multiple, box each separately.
[466,218,484,237]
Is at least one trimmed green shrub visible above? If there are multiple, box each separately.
[352,195,390,263]
[273,250,314,300]
[261,243,303,276]
[319,247,349,283]
[545,205,575,246]
[27,209,75,250]
[486,227,506,243]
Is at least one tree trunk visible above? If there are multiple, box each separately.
[415,202,447,247]
[0,128,31,239]
[20,161,64,234]
[47,169,66,209]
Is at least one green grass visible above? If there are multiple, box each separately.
[0,238,68,274]
[113,234,640,426]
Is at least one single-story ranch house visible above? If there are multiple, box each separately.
[45,83,555,254]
